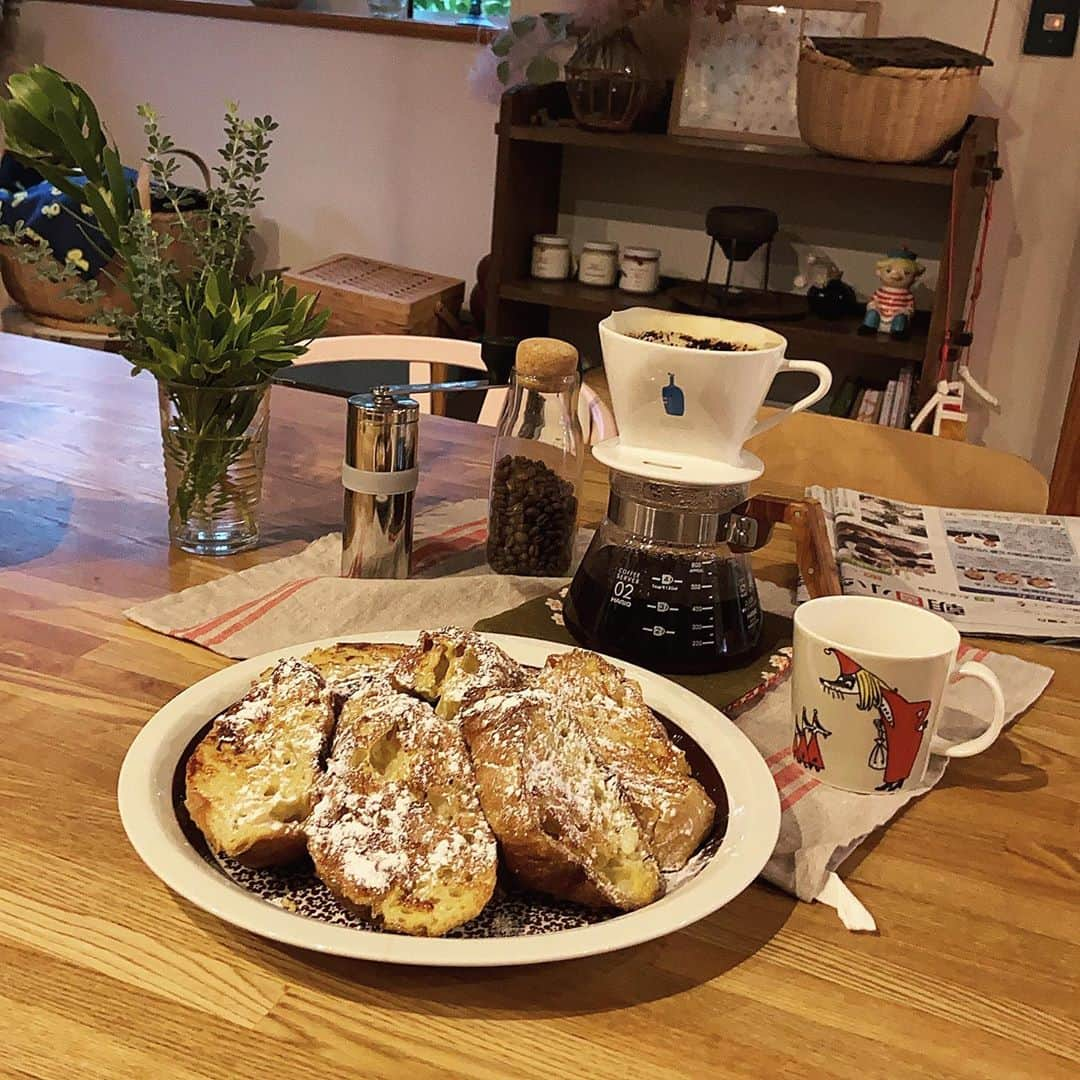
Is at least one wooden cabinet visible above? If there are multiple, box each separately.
[485,84,999,415]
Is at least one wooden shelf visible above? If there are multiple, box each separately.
[487,85,999,411]
[498,123,955,188]
[498,277,927,365]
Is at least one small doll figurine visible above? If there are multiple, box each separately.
[859,248,925,340]
[794,252,857,320]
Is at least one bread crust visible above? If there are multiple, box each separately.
[462,687,662,910]
[538,651,715,871]
[307,676,497,936]
[390,627,527,719]
[301,642,408,711]
[185,658,334,869]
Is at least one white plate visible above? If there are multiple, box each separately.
[118,631,780,967]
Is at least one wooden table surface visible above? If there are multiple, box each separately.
[1,335,1077,1079]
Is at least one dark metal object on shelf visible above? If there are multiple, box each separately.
[669,284,808,322]
[670,206,805,321]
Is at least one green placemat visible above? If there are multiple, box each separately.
[474,589,793,716]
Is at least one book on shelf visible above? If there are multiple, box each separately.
[850,386,867,419]
[856,387,882,423]
[892,366,914,428]
[830,378,859,418]
[878,379,898,426]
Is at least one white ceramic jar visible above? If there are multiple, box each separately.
[577,241,619,287]
[531,235,571,281]
[618,246,661,294]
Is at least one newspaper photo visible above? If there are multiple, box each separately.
[802,486,1080,639]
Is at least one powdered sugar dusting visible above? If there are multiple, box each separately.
[537,651,715,869]
[391,626,527,716]
[307,675,496,924]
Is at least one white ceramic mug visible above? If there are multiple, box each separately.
[792,596,1006,793]
[598,308,832,472]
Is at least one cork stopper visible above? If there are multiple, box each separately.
[515,337,579,390]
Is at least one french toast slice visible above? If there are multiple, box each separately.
[390,627,526,719]
[307,675,497,936]
[302,642,408,711]
[461,687,662,910]
[538,651,715,871]
[185,658,334,868]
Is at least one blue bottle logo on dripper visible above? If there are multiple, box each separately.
[662,372,685,416]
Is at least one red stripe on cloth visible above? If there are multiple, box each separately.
[764,746,790,767]
[413,524,487,559]
[771,762,805,791]
[412,526,488,573]
[952,644,989,681]
[173,577,305,638]
[413,518,487,555]
[420,517,488,542]
[780,777,819,811]
[199,577,318,647]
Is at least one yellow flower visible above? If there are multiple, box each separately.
[65,248,90,272]
[42,202,61,218]
[11,191,26,207]
[80,204,94,217]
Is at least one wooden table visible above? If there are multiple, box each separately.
[2,336,1077,1079]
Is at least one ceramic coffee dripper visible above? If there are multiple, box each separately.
[595,308,832,486]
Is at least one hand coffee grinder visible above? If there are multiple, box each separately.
[563,308,831,674]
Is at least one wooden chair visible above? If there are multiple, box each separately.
[1049,344,1080,515]
[294,335,616,445]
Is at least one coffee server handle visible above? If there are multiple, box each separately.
[746,359,833,441]
[735,494,840,598]
[787,498,842,599]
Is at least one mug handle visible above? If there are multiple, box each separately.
[929,660,1006,758]
[747,359,833,441]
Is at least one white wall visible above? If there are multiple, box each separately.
[11,0,1080,476]
[10,1,498,281]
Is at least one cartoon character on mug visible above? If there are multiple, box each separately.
[818,648,932,792]
[792,706,832,771]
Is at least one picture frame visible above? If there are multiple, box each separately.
[669,0,881,146]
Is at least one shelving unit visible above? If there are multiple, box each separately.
[498,276,928,366]
[485,84,999,415]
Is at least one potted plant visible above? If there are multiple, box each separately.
[0,67,328,554]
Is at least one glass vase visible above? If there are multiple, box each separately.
[565,26,653,134]
[158,380,270,556]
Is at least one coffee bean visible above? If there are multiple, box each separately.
[487,453,578,576]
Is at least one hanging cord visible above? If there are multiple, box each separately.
[983,0,1002,56]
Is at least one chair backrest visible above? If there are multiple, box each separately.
[296,335,485,413]
[476,382,615,446]
[296,334,616,443]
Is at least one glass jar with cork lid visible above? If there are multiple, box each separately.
[487,338,584,576]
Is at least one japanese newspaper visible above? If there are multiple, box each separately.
[803,486,1080,639]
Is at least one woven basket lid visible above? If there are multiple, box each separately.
[807,36,993,71]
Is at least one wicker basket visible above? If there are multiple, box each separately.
[0,150,210,334]
[797,46,981,163]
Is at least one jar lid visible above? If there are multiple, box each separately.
[515,337,579,389]
[623,246,661,259]
[533,234,569,246]
[582,241,618,253]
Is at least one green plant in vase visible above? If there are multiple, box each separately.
[0,66,328,554]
